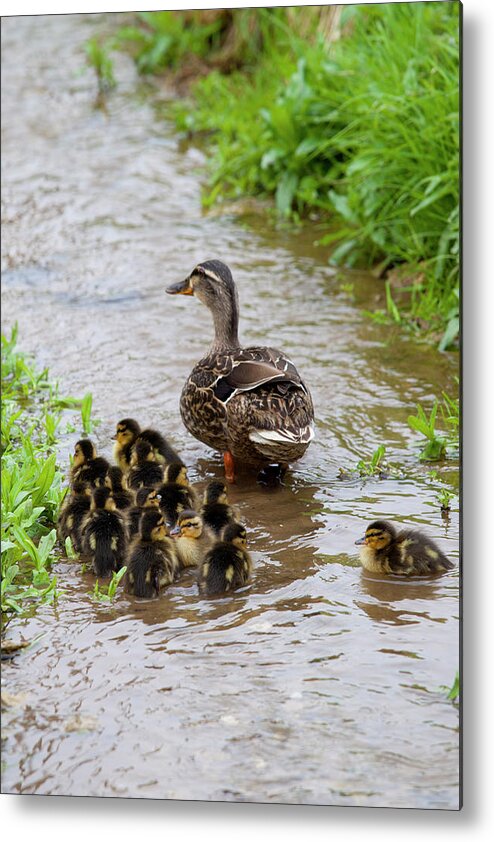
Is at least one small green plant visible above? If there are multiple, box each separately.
[85,37,116,96]
[357,444,387,477]
[81,392,93,434]
[64,536,79,559]
[436,489,455,511]
[444,671,460,702]
[1,325,90,626]
[92,567,127,603]
[408,401,446,461]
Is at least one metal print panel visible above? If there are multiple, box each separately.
[1,1,461,809]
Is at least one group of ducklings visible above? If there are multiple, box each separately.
[57,418,251,598]
[58,417,454,599]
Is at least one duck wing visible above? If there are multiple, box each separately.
[212,347,309,404]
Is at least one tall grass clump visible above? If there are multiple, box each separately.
[111,3,459,344]
[1,326,89,626]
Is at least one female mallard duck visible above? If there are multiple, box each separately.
[125,509,179,598]
[197,522,252,596]
[355,520,454,576]
[166,260,315,482]
[171,509,214,569]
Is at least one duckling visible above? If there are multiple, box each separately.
[171,509,214,569]
[197,522,252,596]
[127,440,164,491]
[125,509,180,598]
[200,480,236,536]
[158,462,197,528]
[71,439,110,488]
[127,486,162,538]
[355,520,454,576]
[105,466,133,511]
[81,487,128,578]
[112,418,181,472]
[57,479,92,554]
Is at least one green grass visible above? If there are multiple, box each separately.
[92,566,127,603]
[108,3,459,347]
[1,326,92,626]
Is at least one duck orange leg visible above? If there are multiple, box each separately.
[223,451,236,483]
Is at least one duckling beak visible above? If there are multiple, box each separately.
[169,525,181,537]
[110,434,117,440]
[355,536,366,545]
[166,276,194,296]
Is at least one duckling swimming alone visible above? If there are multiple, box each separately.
[82,487,128,577]
[127,440,164,491]
[355,520,454,576]
[172,509,213,569]
[197,522,252,596]
[158,462,197,528]
[200,480,236,536]
[112,418,181,472]
[127,486,161,538]
[125,509,180,598]
[105,466,134,511]
[57,479,92,554]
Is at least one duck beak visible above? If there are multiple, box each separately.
[110,434,117,440]
[169,525,181,537]
[166,275,194,296]
[355,536,366,545]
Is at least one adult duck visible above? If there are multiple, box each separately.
[166,260,315,482]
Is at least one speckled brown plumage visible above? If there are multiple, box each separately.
[167,260,315,470]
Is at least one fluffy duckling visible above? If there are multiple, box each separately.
[57,479,92,554]
[125,509,180,598]
[70,439,109,488]
[82,487,128,577]
[355,520,454,576]
[197,522,252,596]
[200,481,236,536]
[112,418,181,472]
[127,440,164,491]
[171,509,214,569]
[105,466,133,511]
[127,486,161,538]
[158,462,197,528]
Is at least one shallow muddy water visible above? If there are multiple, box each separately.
[1,15,460,808]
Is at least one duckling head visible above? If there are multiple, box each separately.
[140,509,168,542]
[131,439,155,467]
[72,479,92,497]
[91,486,116,512]
[175,509,203,539]
[73,439,96,469]
[136,487,161,508]
[222,522,247,549]
[355,520,396,551]
[204,480,228,505]
[166,260,240,350]
[112,418,141,449]
[106,465,125,492]
[164,462,188,486]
